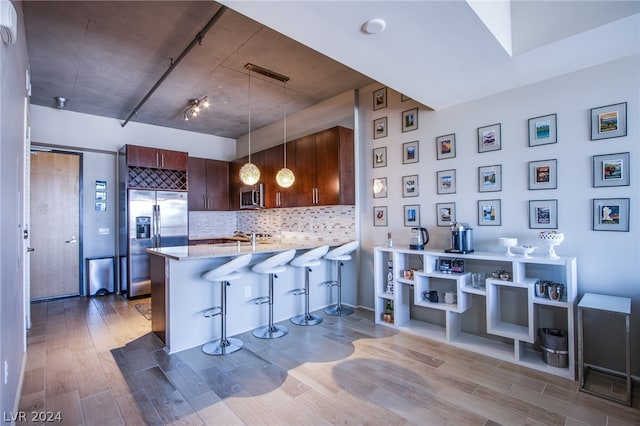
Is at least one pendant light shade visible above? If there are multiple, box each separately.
[276,167,295,188]
[240,162,261,186]
[276,80,295,188]
[240,69,261,185]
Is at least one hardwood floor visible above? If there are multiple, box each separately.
[19,295,639,425]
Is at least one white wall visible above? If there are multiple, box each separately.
[359,55,639,374]
[30,105,236,160]
[0,0,29,414]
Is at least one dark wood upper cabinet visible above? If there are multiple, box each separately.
[264,142,297,208]
[188,157,229,211]
[126,145,188,170]
[292,126,354,207]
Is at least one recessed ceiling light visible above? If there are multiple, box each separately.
[362,18,386,35]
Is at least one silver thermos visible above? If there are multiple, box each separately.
[445,222,474,254]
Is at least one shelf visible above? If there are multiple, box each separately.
[377,292,394,300]
[372,246,576,379]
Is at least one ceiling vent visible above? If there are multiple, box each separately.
[0,0,17,44]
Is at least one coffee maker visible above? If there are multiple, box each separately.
[409,227,429,250]
[445,222,474,254]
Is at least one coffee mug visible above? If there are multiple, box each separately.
[403,269,414,279]
[549,283,564,301]
[444,291,457,304]
[427,290,438,303]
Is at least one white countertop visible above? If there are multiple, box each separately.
[148,239,347,260]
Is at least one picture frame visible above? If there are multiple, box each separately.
[528,113,557,147]
[478,199,501,226]
[402,140,419,164]
[373,87,387,111]
[590,102,627,140]
[436,169,456,194]
[528,159,557,190]
[372,177,387,198]
[478,164,502,192]
[402,175,419,197]
[373,146,387,168]
[404,204,421,227]
[436,133,456,160]
[436,202,456,227]
[373,117,388,139]
[402,108,418,132]
[593,198,629,231]
[477,123,501,153]
[593,152,630,187]
[528,199,558,229]
[373,206,388,227]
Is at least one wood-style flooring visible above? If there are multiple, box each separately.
[19,295,639,425]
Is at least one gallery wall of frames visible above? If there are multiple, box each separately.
[358,57,638,375]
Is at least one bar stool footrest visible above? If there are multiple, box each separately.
[203,307,222,318]
[252,296,270,305]
[289,288,306,296]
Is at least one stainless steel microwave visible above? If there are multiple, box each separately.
[239,184,264,209]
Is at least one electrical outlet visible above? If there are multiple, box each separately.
[4,360,8,385]
[244,286,251,298]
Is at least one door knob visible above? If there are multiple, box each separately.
[27,247,35,252]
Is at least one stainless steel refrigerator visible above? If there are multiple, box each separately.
[122,190,188,298]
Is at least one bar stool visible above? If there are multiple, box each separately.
[251,249,297,339]
[290,245,330,326]
[201,253,252,356]
[323,241,359,316]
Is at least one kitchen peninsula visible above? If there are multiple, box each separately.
[148,239,354,353]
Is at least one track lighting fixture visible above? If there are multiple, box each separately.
[183,96,209,121]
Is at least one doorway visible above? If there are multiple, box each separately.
[30,150,82,300]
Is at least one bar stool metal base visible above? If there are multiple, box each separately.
[253,324,288,339]
[291,313,323,326]
[202,337,243,356]
[324,304,354,316]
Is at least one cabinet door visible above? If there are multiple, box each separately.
[187,157,207,211]
[293,134,316,206]
[314,127,340,206]
[337,127,355,205]
[158,148,188,170]
[262,145,281,209]
[228,157,245,210]
[126,145,158,168]
[206,159,229,211]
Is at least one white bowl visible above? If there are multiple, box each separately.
[513,245,536,257]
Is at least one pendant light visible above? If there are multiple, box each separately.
[239,69,261,185]
[275,80,295,188]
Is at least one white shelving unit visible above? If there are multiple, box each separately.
[373,246,578,379]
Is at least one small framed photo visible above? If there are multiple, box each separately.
[402,140,419,164]
[372,177,387,198]
[436,202,456,227]
[478,123,501,153]
[373,206,388,227]
[593,152,630,187]
[373,87,387,111]
[436,133,456,160]
[478,199,501,226]
[593,198,629,231]
[528,159,557,190]
[95,191,107,201]
[373,117,388,139]
[404,204,421,227]
[590,102,627,140]
[373,146,387,168]
[478,165,502,192]
[402,108,418,132]
[402,175,419,197]
[437,169,456,194]
[528,199,558,229]
[528,113,557,147]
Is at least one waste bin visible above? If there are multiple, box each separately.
[86,256,115,296]
[538,328,568,368]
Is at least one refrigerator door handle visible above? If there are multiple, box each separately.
[153,205,160,247]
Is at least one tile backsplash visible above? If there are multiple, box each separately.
[189,205,355,241]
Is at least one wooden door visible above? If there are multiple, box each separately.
[206,159,229,211]
[30,151,81,300]
[314,127,340,205]
[293,134,316,206]
[187,157,207,210]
